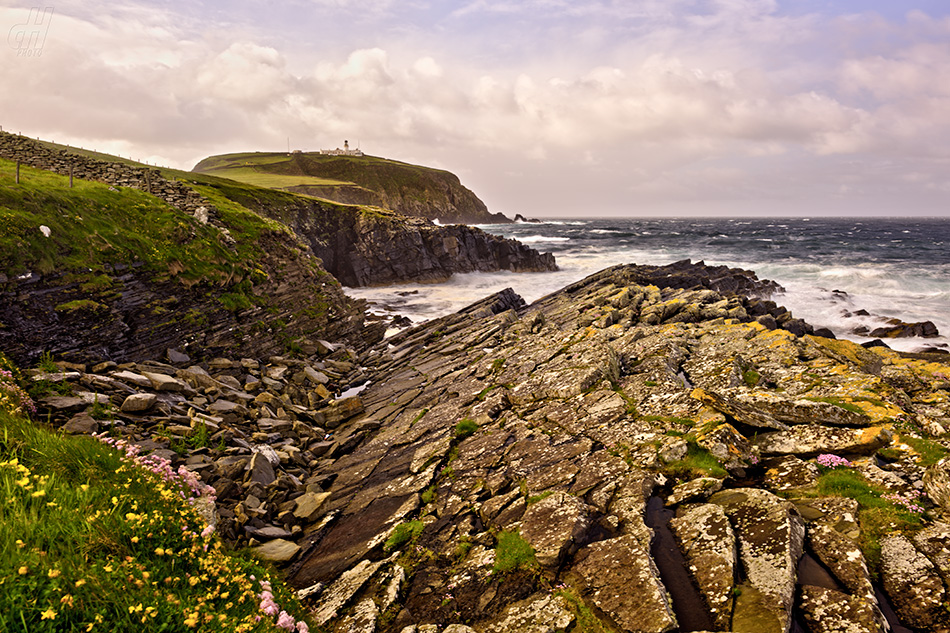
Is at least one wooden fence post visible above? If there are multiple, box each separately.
[15,160,19,184]
[69,163,73,188]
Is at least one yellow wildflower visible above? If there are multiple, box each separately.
[40,607,56,620]
[48,569,61,578]
[31,489,46,498]
[60,594,74,608]
[15,539,24,549]
[18,566,28,575]
[75,579,86,587]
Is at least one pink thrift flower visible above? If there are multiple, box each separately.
[297,621,309,633]
[276,611,296,631]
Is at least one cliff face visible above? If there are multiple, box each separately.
[193,152,510,225]
[217,189,557,287]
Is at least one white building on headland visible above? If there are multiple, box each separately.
[319,140,364,157]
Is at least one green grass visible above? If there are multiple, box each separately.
[384,520,425,553]
[492,530,536,575]
[815,468,924,573]
[666,442,728,479]
[0,409,311,632]
[0,159,268,284]
[555,587,610,633]
[198,166,350,190]
[817,468,883,507]
[899,435,948,467]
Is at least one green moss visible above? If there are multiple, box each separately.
[79,274,113,292]
[492,530,536,574]
[409,409,429,427]
[742,369,761,388]
[454,418,478,440]
[803,396,866,416]
[54,299,106,313]
[526,490,554,506]
[217,292,254,312]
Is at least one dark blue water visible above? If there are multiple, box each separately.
[346,217,950,352]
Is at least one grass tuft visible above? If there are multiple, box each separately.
[492,530,536,575]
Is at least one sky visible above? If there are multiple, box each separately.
[2,1,950,218]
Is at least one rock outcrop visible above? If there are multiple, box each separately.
[19,260,950,632]
[236,196,557,287]
[0,226,379,368]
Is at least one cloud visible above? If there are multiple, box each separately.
[1,1,949,215]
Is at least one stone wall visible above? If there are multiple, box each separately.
[0,131,214,218]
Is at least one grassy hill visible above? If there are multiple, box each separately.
[193,151,507,224]
[0,156,376,366]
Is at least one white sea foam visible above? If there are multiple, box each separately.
[347,217,950,354]
[518,235,571,243]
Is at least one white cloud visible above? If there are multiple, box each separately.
[1,1,949,215]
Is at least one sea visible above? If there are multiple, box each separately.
[343,217,950,354]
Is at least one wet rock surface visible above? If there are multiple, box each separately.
[24,260,950,633]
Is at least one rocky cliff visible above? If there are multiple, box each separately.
[230,193,558,287]
[194,152,509,225]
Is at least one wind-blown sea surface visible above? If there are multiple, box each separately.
[344,217,950,353]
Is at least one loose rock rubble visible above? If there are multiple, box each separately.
[30,261,950,633]
[32,343,372,557]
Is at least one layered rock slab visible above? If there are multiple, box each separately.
[571,534,677,633]
[710,488,805,633]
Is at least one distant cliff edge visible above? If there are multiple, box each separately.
[193,151,510,225]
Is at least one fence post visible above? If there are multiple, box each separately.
[15,160,19,184]
[69,163,73,188]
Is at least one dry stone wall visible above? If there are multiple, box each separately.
[0,131,214,218]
